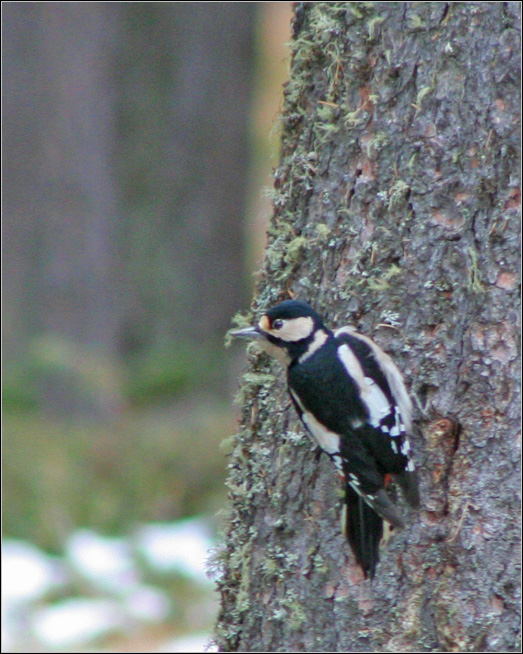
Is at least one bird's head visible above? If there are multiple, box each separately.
[230,300,330,361]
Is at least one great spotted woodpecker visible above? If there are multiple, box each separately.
[231,299,419,578]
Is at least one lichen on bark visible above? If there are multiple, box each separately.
[215,3,520,652]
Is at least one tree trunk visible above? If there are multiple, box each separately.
[216,2,520,652]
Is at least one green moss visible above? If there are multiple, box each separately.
[316,101,338,121]
[365,264,403,291]
[416,85,434,108]
[408,14,425,30]
[468,247,486,293]
[408,152,419,170]
[349,5,364,20]
[315,223,331,238]
[219,434,238,456]
[242,371,276,387]
[388,180,411,208]
[366,132,388,158]
[367,16,385,41]
[224,311,254,347]
[285,236,309,264]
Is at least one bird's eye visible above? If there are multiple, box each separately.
[272,319,284,330]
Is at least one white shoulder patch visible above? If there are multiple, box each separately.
[337,343,391,428]
[335,326,413,433]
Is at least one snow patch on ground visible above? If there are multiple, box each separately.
[2,517,216,652]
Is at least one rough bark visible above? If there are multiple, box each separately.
[216,3,520,652]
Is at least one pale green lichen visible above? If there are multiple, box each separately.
[366,132,388,158]
[468,247,486,293]
[388,179,411,208]
[416,85,434,108]
[224,311,254,347]
[367,15,385,41]
[409,14,425,30]
[366,264,403,291]
[284,236,309,265]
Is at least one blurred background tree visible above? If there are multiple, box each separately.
[4,2,252,417]
[3,1,291,549]
[3,2,294,650]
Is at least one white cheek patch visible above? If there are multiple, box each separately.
[290,390,341,454]
[277,316,314,342]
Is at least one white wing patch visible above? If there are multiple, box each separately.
[335,327,416,469]
[290,389,341,454]
[335,326,413,433]
[337,343,391,429]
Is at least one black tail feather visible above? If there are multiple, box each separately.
[393,469,420,508]
[343,485,384,578]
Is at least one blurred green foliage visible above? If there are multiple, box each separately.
[3,403,232,552]
[4,334,227,413]
[124,342,227,407]
[2,337,233,552]
[2,364,40,413]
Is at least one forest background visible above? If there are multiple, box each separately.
[3,2,292,651]
[4,2,520,652]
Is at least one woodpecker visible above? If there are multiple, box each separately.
[230,299,419,578]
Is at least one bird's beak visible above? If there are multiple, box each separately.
[229,325,264,340]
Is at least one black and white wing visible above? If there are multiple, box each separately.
[334,326,419,508]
